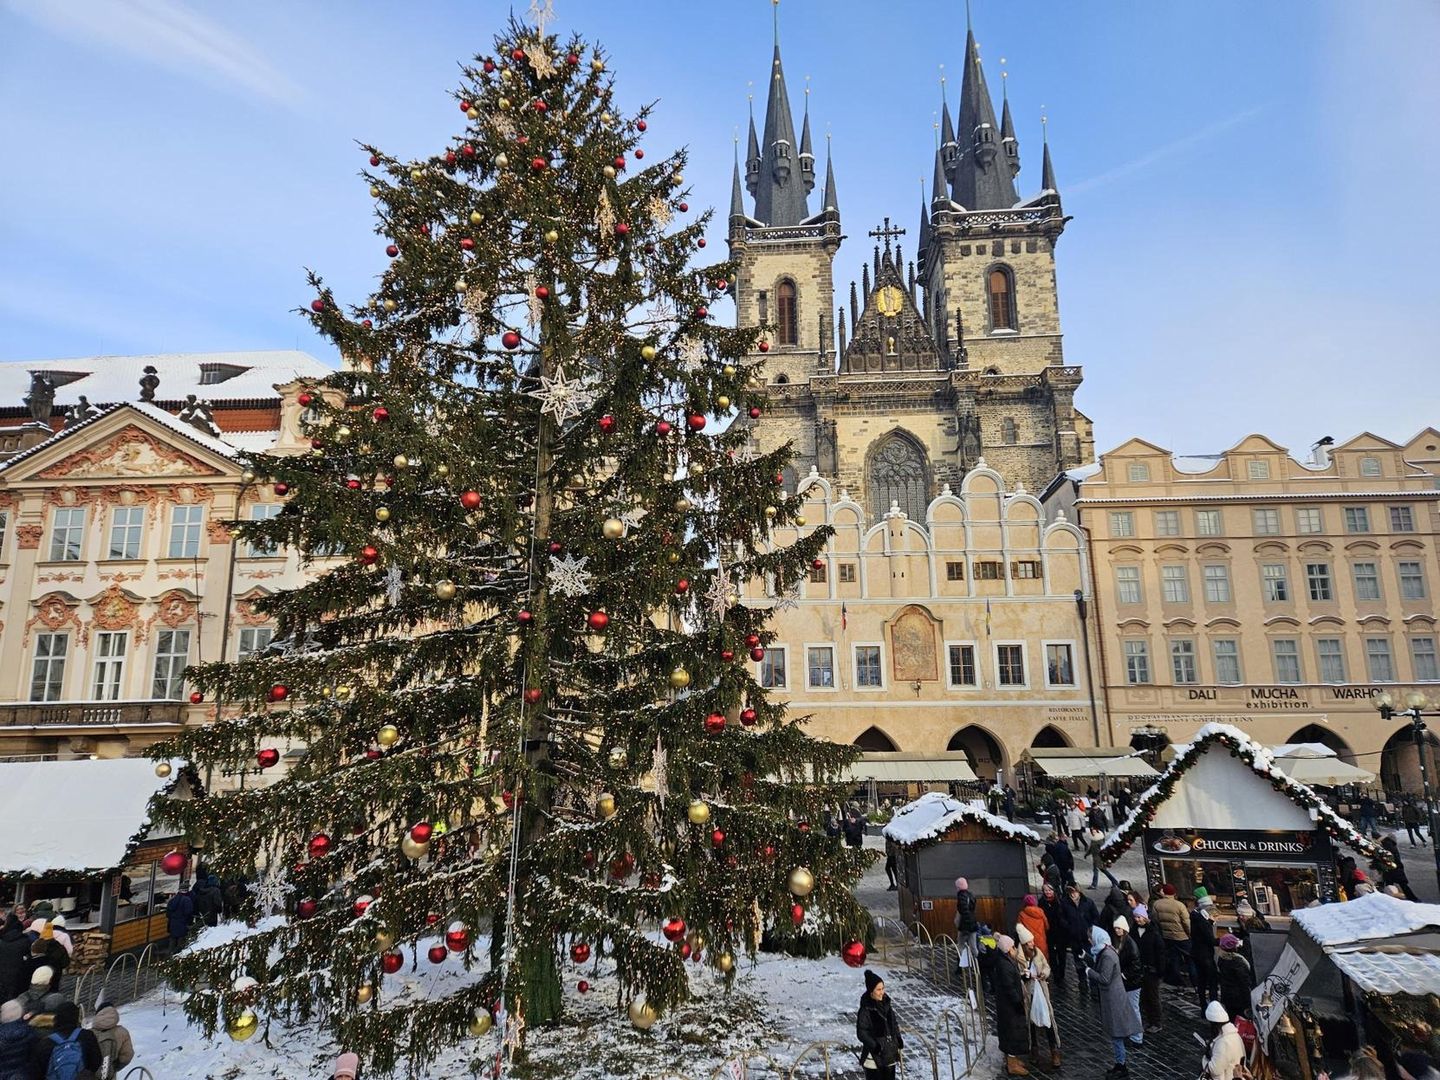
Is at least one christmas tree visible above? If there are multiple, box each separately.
[152,14,871,1075]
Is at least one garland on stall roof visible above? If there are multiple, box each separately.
[1098,723,1393,869]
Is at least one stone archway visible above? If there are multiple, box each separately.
[854,726,899,752]
[1031,725,1071,749]
[1382,726,1427,794]
[947,725,1005,783]
[1289,724,1357,765]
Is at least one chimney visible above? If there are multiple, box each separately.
[1310,436,1335,469]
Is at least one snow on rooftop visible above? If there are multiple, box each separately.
[1064,462,1102,482]
[0,350,333,407]
[1291,891,1440,946]
[0,401,246,476]
[883,790,1041,847]
[1171,455,1224,474]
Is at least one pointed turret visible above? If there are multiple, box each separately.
[931,149,949,207]
[953,29,1019,209]
[821,141,839,215]
[940,99,959,177]
[753,44,810,226]
[799,100,816,195]
[729,155,746,222]
[1041,139,1057,193]
[1000,95,1020,179]
[744,109,761,197]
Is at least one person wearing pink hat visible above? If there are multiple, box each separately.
[1215,934,1254,1021]
[953,877,978,965]
[333,1051,360,1079]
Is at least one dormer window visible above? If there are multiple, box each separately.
[199,362,250,386]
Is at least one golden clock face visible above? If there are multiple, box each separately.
[874,285,905,318]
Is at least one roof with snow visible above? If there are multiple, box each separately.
[0,401,243,477]
[1329,948,1440,997]
[0,757,188,875]
[1292,892,1440,946]
[883,791,1041,848]
[0,350,332,408]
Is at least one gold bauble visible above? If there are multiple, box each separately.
[788,866,815,898]
[494,153,509,168]
[409,169,423,181]
[466,107,479,120]
[497,97,511,110]
[597,793,617,818]
[454,279,468,293]
[674,498,690,513]
[600,112,613,123]
[722,364,737,377]
[716,950,735,973]
[690,462,705,478]
[500,68,514,82]
[470,211,483,226]
[355,982,374,1005]
[669,666,691,689]
[716,396,730,410]
[665,553,680,567]
[685,929,706,953]
[393,454,409,469]
[795,515,807,526]
[369,185,381,198]
[627,998,658,1030]
[400,835,430,860]
[468,1010,494,1037]
[434,463,449,477]
[154,761,173,778]
[687,799,711,825]
[592,59,606,73]
[375,507,391,523]
[639,345,658,362]
[545,229,559,243]
[377,724,401,747]
[374,930,395,951]
[227,1010,259,1042]
[311,448,324,458]
[603,165,616,179]
[336,426,353,441]
[383,299,397,312]
[602,517,625,540]
[764,506,777,518]
[672,172,685,186]
[241,469,257,484]
[435,579,457,601]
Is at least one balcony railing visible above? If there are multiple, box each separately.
[0,700,187,728]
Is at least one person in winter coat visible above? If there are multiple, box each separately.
[19,966,63,1021]
[1089,925,1142,1077]
[31,1001,101,1080]
[166,884,196,953]
[953,878,979,960]
[1016,895,1049,963]
[1112,916,1144,1043]
[1062,885,1099,990]
[842,811,866,850]
[194,875,225,929]
[1039,884,1075,989]
[1089,834,1119,888]
[90,1003,135,1078]
[991,936,1031,1076]
[1015,923,1060,1069]
[884,839,898,891]
[0,915,29,1003]
[1064,805,1087,850]
[1152,884,1192,985]
[1133,905,1165,1033]
[1201,1001,1246,1080]
[1379,836,1420,901]
[1215,934,1254,1021]
[26,933,67,992]
[856,969,904,1080]
[1102,885,1135,936]
[1050,836,1076,887]
[0,999,36,1080]
[1403,799,1428,847]
[1088,802,1109,833]
[1191,895,1220,1006]
[1037,854,1062,894]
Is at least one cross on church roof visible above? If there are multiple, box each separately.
[867,217,906,255]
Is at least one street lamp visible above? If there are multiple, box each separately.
[1376,690,1440,890]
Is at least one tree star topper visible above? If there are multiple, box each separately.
[527,364,596,424]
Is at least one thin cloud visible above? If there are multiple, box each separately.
[1067,104,1268,194]
[4,0,307,109]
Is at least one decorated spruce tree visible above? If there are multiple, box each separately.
[151,14,871,1075]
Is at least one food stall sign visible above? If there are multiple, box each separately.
[1146,829,1331,861]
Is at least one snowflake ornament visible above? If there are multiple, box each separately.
[528,0,555,34]
[705,569,733,620]
[527,365,597,424]
[251,868,294,917]
[384,565,405,606]
[547,552,593,598]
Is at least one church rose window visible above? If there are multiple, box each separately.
[868,434,927,523]
[776,280,798,346]
[987,266,1016,330]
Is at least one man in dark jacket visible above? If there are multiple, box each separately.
[842,811,866,850]
[0,999,36,1077]
[1062,885,1099,990]
[0,914,29,1002]
[1190,896,1219,1007]
[1402,799,1427,847]
[856,969,904,1080]
[166,884,196,953]
[194,875,224,928]
[1039,883,1073,988]
[1050,835,1076,888]
[31,1001,101,1079]
[1134,905,1165,1033]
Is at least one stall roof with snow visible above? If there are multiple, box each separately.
[1292,892,1440,948]
[1020,747,1159,780]
[883,791,1041,848]
[1098,723,1386,864]
[0,757,189,876]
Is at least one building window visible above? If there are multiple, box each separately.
[1316,638,1347,683]
[1305,562,1333,601]
[49,507,86,562]
[1195,510,1223,536]
[945,561,965,581]
[1271,639,1302,684]
[1413,637,1440,682]
[996,644,1026,686]
[987,266,1016,330]
[1154,511,1180,536]
[1390,506,1416,532]
[855,645,884,688]
[1123,640,1151,685]
[246,504,284,557]
[975,561,1004,580]
[152,629,192,700]
[806,646,835,689]
[91,631,128,701]
[808,563,827,584]
[1212,639,1242,684]
[1261,563,1289,602]
[1400,561,1428,600]
[0,509,8,555]
[1352,561,1382,602]
[1115,566,1142,604]
[1012,560,1041,580]
[1365,637,1395,682]
[868,433,927,524]
[1046,643,1076,686]
[838,563,857,583]
[1161,565,1190,603]
[1170,639,1199,685]
[30,632,69,702]
[1359,456,1383,477]
[1109,512,1135,538]
[1001,417,1018,445]
[1128,463,1151,483]
[759,647,787,689]
[1203,564,1232,603]
[1252,508,1281,536]
[238,627,274,660]
[168,504,205,559]
[1295,507,1323,534]
[108,506,145,560]
[948,644,977,687]
[1248,460,1271,480]
[1343,507,1371,534]
[775,280,798,347]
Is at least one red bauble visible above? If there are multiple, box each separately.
[425,912,440,925]
[687,413,707,431]
[386,243,399,258]
[460,237,475,250]
[598,414,616,434]
[720,649,735,662]
[655,420,672,436]
[502,330,522,350]
[461,144,475,158]
[697,238,707,248]
[269,684,289,702]
[483,59,496,73]
[758,341,770,353]
[361,318,372,328]
[523,688,543,704]
[273,482,289,496]
[570,942,591,964]
[636,119,647,131]
[308,833,332,858]
[695,306,709,319]
[745,634,761,648]
[662,917,687,943]
[310,299,325,313]
[634,149,644,159]
[763,844,777,860]
[675,579,690,594]
[715,278,728,290]
[615,222,631,236]
[369,154,381,166]
[711,828,725,847]
[445,925,470,952]
[530,157,548,172]
[587,611,610,631]
[297,898,318,919]
[548,541,564,554]
[798,821,812,833]
[160,850,186,876]
[353,896,371,917]
[381,950,404,974]
[533,99,547,112]
[310,437,324,451]
[428,944,447,964]
[566,53,580,66]
[841,940,868,968]
[419,223,431,235]
[704,712,726,735]
[518,609,535,626]
[535,285,550,299]
[609,852,634,879]
[459,100,472,113]
[460,490,482,511]
[613,156,626,170]
[791,903,805,927]
[501,790,515,809]
[749,647,765,662]
[511,47,526,61]
[365,749,382,760]
[749,407,762,419]
[372,406,389,423]
[680,942,692,960]
[578,979,590,993]
[812,558,825,570]
[410,822,434,844]
[257,748,280,769]
[641,872,661,889]
[189,691,203,704]
[358,546,380,565]
[297,391,314,407]
[678,201,689,212]
[740,707,757,727]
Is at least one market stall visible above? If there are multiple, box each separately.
[1268,744,1376,787]
[1017,746,1158,802]
[882,791,1040,940]
[1099,724,1386,921]
[839,751,980,806]
[0,757,195,961]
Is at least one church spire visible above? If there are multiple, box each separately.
[1041,115,1058,192]
[799,80,816,195]
[821,134,839,214]
[730,142,746,222]
[752,7,810,226]
[917,180,931,265]
[744,95,760,197]
[931,148,949,207]
[939,67,959,180]
[953,28,1019,209]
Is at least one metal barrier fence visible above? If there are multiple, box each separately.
[70,942,167,1010]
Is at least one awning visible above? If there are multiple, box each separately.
[839,752,979,784]
[1021,748,1158,779]
[1275,757,1375,786]
[1330,948,1440,996]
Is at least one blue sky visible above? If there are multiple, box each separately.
[1,0,1435,456]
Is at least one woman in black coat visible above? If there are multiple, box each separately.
[0,916,29,1002]
[856,970,904,1080]
[992,935,1032,1076]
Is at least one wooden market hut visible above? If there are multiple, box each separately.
[883,791,1041,940]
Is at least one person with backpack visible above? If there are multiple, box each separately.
[31,1001,101,1080]
[0,999,37,1080]
[89,1004,133,1079]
